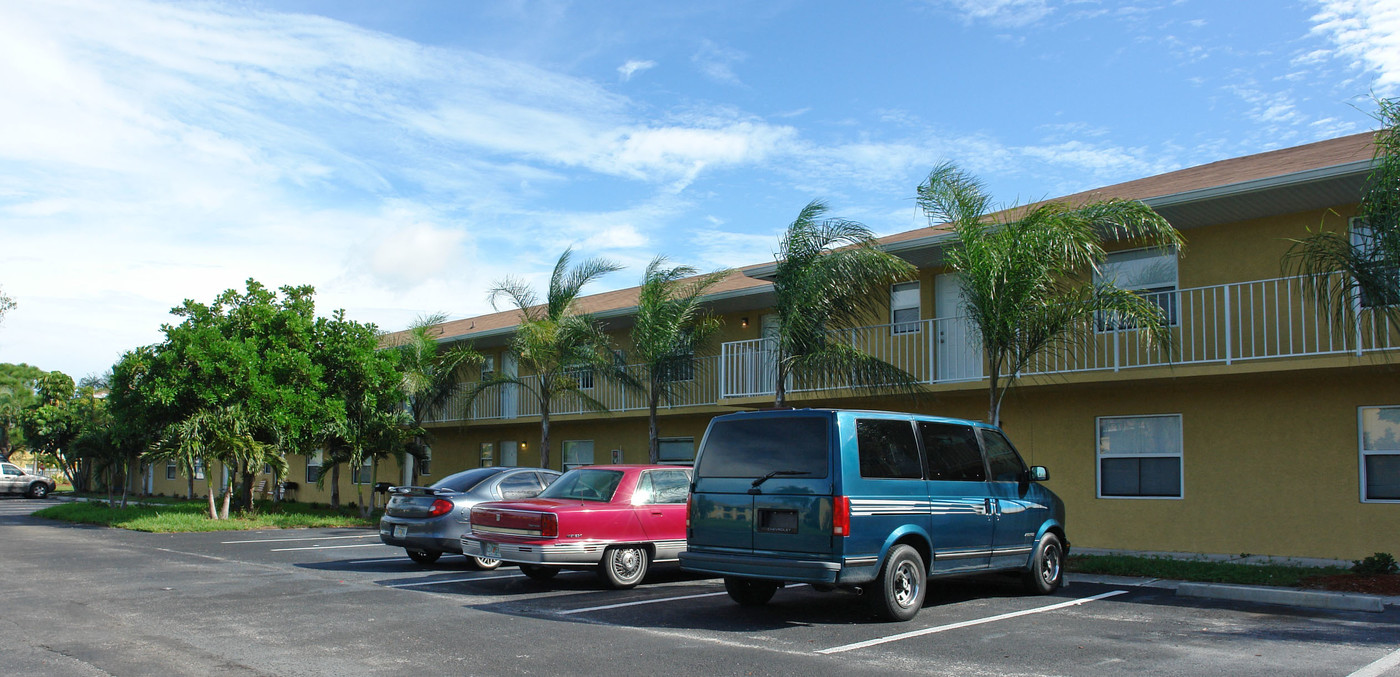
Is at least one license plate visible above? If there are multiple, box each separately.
[483,541,500,558]
[393,525,407,539]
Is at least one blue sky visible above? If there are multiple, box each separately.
[1,0,1397,379]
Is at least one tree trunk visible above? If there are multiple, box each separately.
[186,469,194,500]
[105,466,115,507]
[330,464,341,508]
[0,426,10,458]
[410,436,423,486]
[540,408,551,470]
[220,477,232,520]
[119,457,131,509]
[240,465,255,513]
[648,389,661,464]
[206,475,217,519]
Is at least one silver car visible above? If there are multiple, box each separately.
[379,467,561,569]
[1,461,55,499]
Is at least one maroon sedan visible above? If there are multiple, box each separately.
[461,465,692,589]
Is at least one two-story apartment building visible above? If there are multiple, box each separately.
[148,132,1398,560]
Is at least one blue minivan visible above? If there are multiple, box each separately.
[679,408,1067,621]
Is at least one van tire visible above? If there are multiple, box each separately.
[869,544,925,622]
[598,546,649,589]
[724,577,779,607]
[1022,533,1064,594]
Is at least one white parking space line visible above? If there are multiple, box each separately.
[557,590,729,615]
[385,573,527,587]
[221,534,378,544]
[344,557,407,565]
[1349,646,1400,677]
[269,543,391,552]
[817,589,1130,655]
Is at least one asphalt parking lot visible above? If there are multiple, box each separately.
[2,497,1398,676]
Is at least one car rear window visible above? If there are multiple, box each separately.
[696,416,830,479]
[431,467,506,493]
[539,468,625,502]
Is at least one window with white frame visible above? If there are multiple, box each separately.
[481,355,495,382]
[480,442,495,468]
[1097,415,1182,498]
[562,440,595,470]
[193,458,206,481]
[658,437,695,465]
[305,450,322,484]
[353,458,373,485]
[165,461,176,481]
[1350,218,1400,308]
[1095,246,1179,330]
[1360,406,1400,502]
[418,446,432,476]
[890,281,921,334]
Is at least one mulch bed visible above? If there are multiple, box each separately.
[1298,574,1400,596]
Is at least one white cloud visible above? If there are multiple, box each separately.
[1310,0,1400,94]
[692,40,746,85]
[618,59,656,81]
[931,0,1054,27]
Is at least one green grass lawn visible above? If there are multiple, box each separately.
[34,499,378,532]
[1067,554,1350,587]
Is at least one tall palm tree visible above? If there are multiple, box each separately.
[630,257,729,462]
[469,249,624,468]
[917,162,1184,426]
[1287,97,1400,336]
[392,313,481,484]
[771,200,923,408]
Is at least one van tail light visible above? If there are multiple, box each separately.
[427,499,454,518]
[833,495,851,537]
[685,496,692,531]
[540,513,558,538]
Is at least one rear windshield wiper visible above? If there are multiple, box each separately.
[750,470,810,491]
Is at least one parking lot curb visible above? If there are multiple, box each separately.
[1176,582,1389,612]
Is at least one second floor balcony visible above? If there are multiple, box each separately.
[425,273,1397,423]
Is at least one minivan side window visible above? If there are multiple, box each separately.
[981,429,1027,482]
[856,419,923,479]
[918,422,986,482]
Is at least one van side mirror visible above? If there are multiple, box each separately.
[1027,466,1049,482]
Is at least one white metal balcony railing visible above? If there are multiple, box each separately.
[426,355,722,424]
[424,274,1397,421]
[719,273,1398,399]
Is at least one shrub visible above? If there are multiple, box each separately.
[1352,552,1399,576]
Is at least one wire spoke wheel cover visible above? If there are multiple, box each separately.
[599,546,649,589]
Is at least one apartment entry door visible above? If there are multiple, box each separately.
[934,273,983,381]
[502,352,519,418]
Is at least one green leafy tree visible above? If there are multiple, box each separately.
[0,363,45,460]
[391,313,481,484]
[917,162,1184,425]
[770,200,922,408]
[470,249,624,469]
[20,371,87,490]
[0,286,14,327]
[630,257,728,462]
[1287,97,1400,336]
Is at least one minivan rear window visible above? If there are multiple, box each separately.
[696,417,830,478]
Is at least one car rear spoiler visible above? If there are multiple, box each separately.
[387,485,455,496]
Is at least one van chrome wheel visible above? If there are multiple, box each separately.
[1022,533,1064,594]
[869,544,925,622]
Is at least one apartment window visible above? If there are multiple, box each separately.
[353,458,373,485]
[891,282,921,334]
[1351,219,1400,308]
[193,459,206,481]
[1095,246,1178,330]
[562,440,595,470]
[657,353,695,382]
[1097,415,1183,498]
[566,364,595,390]
[658,437,695,465]
[165,461,176,481]
[480,355,495,382]
[419,446,432,476]
[305,450,322,484]
[480,442,495,468]
[1360,406,1400,502]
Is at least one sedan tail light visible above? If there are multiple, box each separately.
[832,495,850,537]
[427,499,454,518]
[540,513,558,538]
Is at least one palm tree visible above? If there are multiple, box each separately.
[770,200,923,408]
[392,313,481,484]
[150,405,286,519]
[1286,97,1400,337]
[630,257,729,462]
[469,249,624,469]
[917,162,1184,426]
